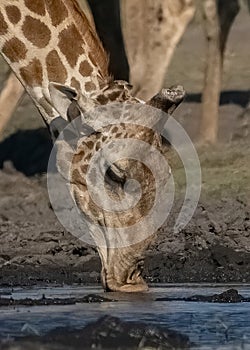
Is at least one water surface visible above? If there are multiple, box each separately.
[0,284,250,349]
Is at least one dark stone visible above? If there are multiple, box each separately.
[157,289,250,303]
[3,316,192,349]
[185,289,245,303]
[0,294,115,307]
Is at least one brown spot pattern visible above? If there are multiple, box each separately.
[58,24,83,68]
[108,91,122,101]
[46,0,68,26]
[24,0,46,16]
[72,150,85,165]
[0,12,8,35]
[95,142,101,151]
[112,126,118,133]
[97,95,108,104]
[46,50,67,83]
[81,165,88,173]
[86,141,94,149]
[22,16,51,48]
[6,6,21,24]
[72,169,85,186]
[71,78,81,91]
[20,58,43,86]
[2,38,27,62]
[79,60,93,77]
[85,81,96,92]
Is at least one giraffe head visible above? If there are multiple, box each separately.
[48,83,185,292]
[0,0,185,292]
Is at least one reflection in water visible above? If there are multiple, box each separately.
[0,284,250,348]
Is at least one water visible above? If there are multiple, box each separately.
[0,284,250,349]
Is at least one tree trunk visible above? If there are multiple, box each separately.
[200,0,222,144]
[200,0,239,144]
[0,72,25,137]
[121,0,195,100]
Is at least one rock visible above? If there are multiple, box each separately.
[2,316,193,350]
[185,289,245,303]
[0,294,115,307]
[156,289,250,303]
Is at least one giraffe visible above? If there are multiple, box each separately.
[0,0,193,135]
[0,0,185,292]
[0,0,132,128]
[0,0,245,144]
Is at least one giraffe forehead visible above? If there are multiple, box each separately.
[24,0,46,16]
[22,16,51,48]
[5,5,21,25]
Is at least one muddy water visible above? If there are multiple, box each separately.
[0,284,250,348]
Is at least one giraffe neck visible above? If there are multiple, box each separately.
[0,0,112,125]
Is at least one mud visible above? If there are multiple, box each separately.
[0,113,249,287]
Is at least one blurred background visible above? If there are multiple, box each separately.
[0,0,249,147]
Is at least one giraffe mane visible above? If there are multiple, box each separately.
[64,0,109,81]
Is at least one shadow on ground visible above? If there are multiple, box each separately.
[186,90,250,108]
[0,128,52,176]
[0,90,249,176]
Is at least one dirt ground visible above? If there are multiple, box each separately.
[0,8,249,287]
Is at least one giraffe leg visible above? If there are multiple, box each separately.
[121,0,195,100]
[0,72,25,136]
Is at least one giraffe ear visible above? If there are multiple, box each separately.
[147,86,186,115]
[49,82,81,121]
